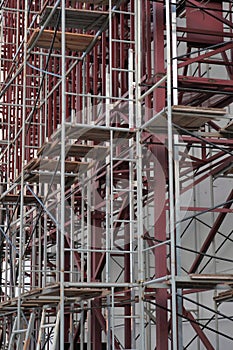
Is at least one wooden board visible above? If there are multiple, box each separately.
[28,29,98,52]
[190,273,233,281]
[38,141,108,158]
[146,105,226,132]
[214,289,233,302]
[225,121,233,132]
[42,283,108,300]
[172,105,224,129]
[26,173,78,186]
[220,120,233,139]
[74,0,117,4]
[52,123,136,142]
[16,158,89,185]
[0,194,42,205]
[166,274,233,289]
[24,158,88,173]
[0,284,109,312]
[40,6,108,31]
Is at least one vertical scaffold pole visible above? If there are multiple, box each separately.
[17,0,28,346]
[60,1,66,349]
[135,0,145,348]
[129,47,136,349]
[165,0,178,348]
[171,0,178,104]
[174,134,183,349]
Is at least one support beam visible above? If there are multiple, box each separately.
[189,189,233,273]
[183,308,215,350]
[150,143,168,350]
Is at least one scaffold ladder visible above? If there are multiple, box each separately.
[8,312,35,350]
[36,309,60,350]
[108,0,135,100]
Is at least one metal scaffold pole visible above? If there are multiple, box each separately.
[60,0,66,348]
[135,0,146,348]
[17,0,29,346]
[0,0,233,349]
[165,0,178,347]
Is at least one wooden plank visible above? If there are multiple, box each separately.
[172,105,226,116]
[27,173,78,186]
[225,121,233,132]
[0,194,42,205]
[37,140,59,156]
[41,284,108,301]
[38,159,83,172]
[190,274,233,280]
[51,124,135,142]
[226,165,233,174]
[24,158,39,171]
[62,125,135,142]
[27,29,98,52]
[221,121,233,133]
[146,105,226,132]
[173,115,213,129]
[40,7,108,31]
[172,105,224,129]
[220,120,233,138]
[75,0,117,4]
[24,158,88,173]
[16,171,77,186]
[23,157,88,173]
[0,285,110,312]
[38,142,108,158]
[214,289,233,302]
[170,275,233,289]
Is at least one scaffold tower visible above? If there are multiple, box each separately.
[0,0,233,349]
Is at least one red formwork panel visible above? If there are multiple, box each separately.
[186,0,223,47]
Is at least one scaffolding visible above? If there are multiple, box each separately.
[0,0,232,349]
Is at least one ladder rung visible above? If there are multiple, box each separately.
[41,323,56,328]
[112,68,135,72]
[113,189,137,193]
[113,315,139,318]
[12,329,27,334]
[25,122,46,126]
[114,219,136,223]
[112,39,135,44]
[111,10,135,15]
[113,157,136,162]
